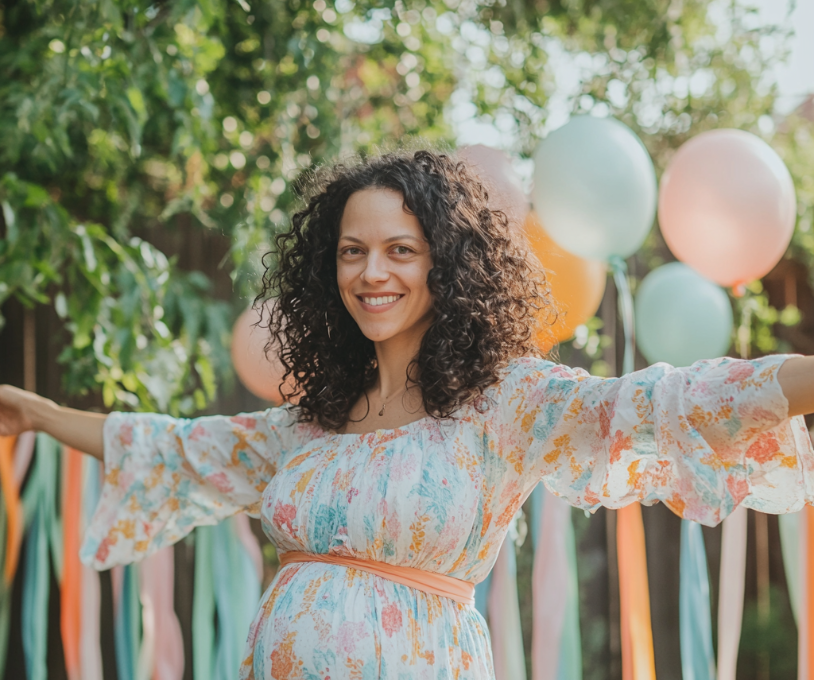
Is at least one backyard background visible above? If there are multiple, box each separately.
[1,0,814,678]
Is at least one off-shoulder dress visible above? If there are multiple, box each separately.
[80,356,814,680]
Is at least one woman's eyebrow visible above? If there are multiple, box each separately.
[338,235,423,244]
[383,235,423,243]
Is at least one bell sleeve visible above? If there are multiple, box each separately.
[80,406,309,569]
[491,355,814,526]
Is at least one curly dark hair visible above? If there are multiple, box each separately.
[255,148,556,431]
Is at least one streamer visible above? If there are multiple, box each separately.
[717,505,747,680]
[617,504,656,680]
[488,518,527,680]
[679,520,715,680]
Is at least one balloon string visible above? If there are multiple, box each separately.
[737,298,755,360]
[609,256,635,375]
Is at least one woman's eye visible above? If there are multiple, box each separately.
[341,247,363,256]
[392,245,413,255]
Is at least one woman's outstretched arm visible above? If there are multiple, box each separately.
[0,385,105,461]
[777,355,814,418]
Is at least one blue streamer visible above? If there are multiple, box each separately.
[475,572,493,619]
[679,520,715,680]
[211,518,262,680]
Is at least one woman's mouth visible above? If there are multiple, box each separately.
[357,294,404,312]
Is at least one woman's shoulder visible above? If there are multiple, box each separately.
[488,356,594,401]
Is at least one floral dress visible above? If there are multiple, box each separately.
[80,355,814,680]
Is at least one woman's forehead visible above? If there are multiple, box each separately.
[339,188,424,241]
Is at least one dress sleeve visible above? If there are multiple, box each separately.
[491,355,814,526]
[80,406,307,569]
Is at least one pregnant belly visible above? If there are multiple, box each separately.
[244,562,495,680]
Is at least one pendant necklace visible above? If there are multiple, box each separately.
[377,385,408,416]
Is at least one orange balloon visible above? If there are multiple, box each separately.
[231,301,297,404]
[523,212,607,350]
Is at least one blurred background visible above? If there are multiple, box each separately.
[1,0,814,678]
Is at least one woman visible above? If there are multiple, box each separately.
[2,149,814,679]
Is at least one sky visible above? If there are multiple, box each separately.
[741,0,814,114]
[453,0,814,148]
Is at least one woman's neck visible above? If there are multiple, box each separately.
[372,321,429,396]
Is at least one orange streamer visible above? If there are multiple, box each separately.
[61,447,85,680]
[0,435,21,583]
[617,504,656,680]
[807,505,814,680]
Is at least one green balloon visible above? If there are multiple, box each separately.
[635,263,733,367]
[532,115,657,261]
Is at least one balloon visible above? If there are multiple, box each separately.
[231,301,295,403]
[524,212,606,350]
[532,116,657,261]
[658,129,796,293]
[458,145,529,227]
[635,263,733,367]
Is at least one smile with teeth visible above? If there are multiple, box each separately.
[360,294,403,306]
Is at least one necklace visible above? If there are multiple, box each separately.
[376,385,409,416]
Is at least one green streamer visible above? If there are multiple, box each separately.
[22,510,49,680]
[778,512,800,625]
[193,526,215,680]
[21,433,60,680]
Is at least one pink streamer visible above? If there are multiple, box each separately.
[111,565,124,616]
[717,505,748,680]
[79,458,104,680]
[532,493,569,680]
[800,508,808,679]
[234,514,263,583]
[80,562,103,680]
[138,547,184,680]
[13,431,35,487]
[488,532,527,680]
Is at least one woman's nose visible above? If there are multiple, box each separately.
[361,251,390,283]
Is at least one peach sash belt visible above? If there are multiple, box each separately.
[279,551,475,606]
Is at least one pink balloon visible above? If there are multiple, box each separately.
[659,129,796,292]
[231,301,294,403]
[457,145,529,227]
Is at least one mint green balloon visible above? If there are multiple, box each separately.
[532,116,657,260]
[635,263,733,367]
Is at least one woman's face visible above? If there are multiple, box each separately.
[337,188,434,345]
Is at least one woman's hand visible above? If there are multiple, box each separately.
[0,385,106,461]
[0,385,50,436]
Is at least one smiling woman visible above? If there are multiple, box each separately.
[261,149,554,434]
[4,149,814,680]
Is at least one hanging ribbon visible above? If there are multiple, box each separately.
[138,547,185,680]
[0,435,22,583]
[193,526,215,680]
[13,431,36,488]
[80,456,103,680]
[0,435,21,677]
[113,563,142,680]
[21,434,61,680]
[617,504,656,680]
[531,485,582,680]
[717,505,748,680]
[474,572,492,620]
[61,446,85,680]
[488,514,527,680]
[778,512,800,625]
[679,520,715,680]
[608,256,655,680]
[804,505,814,680]
[211,517,263,680]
